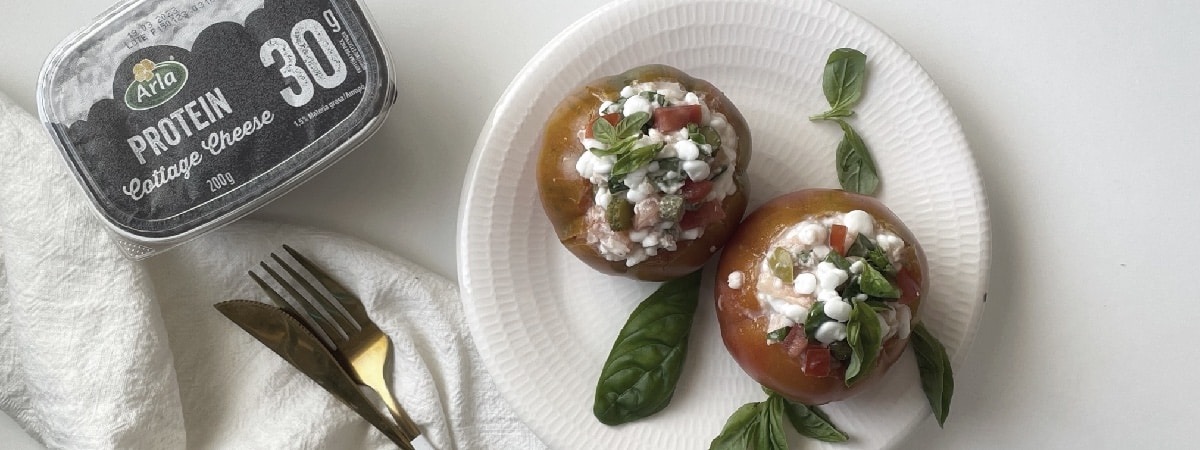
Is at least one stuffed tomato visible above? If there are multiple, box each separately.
[715,189,927,405]
[536,64,751,281]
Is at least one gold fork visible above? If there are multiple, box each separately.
[249,245,423,445]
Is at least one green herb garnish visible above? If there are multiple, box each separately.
[845,299,883,386]
[809,48,881,195]
[766,326,792,343]
[709,391,846,449]
[833,118,880,195]
[911,322,955,427]
[859,262,901,298]
[593,271,703,425]
[611,143,664,178]
[589,112,651,157]
[810,48,867,120]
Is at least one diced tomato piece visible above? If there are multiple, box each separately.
[584,113,622,138]
[829,224,848,255]
[652,104,702,133]
[781,326,809,359]
[680,179,714,203]
[679,200,725,231]
[801,347,834,378]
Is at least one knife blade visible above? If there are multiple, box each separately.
[215,300,415,450]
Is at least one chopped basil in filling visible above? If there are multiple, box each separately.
[575,81,739,266]
[744,211,912,366]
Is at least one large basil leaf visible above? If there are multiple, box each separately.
[593,270,702,425]
[709,401,762,450]
[823,48,867,114]
[781,399,849,442]
[911,322,955,427]
[834,119,880,195]
[845,299,883,386]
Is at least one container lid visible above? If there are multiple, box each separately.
[37,0,395,258]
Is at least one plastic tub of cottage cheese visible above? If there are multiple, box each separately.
[37,0,395,259]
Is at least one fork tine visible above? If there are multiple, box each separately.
[248,270,303,317]
[271,252,360,334]
[258,260,346,344]
[283,245,372,324]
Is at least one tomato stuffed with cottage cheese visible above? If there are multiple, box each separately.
[538,65,751,281]
[716,189,927,405]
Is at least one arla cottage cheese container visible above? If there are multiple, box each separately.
[37,0,395,259]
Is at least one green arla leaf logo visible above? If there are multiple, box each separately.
[123,59,188,111]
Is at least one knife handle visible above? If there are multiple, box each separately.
[215,300,415,449]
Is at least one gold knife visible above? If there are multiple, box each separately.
[214,300,414,450]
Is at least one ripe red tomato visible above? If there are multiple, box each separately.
[652,104,702,133]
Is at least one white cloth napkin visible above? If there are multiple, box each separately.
[0,91,546,450]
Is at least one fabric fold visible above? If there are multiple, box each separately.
[0,91,545,449]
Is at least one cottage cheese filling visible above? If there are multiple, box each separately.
[729,210,913,349]
[574,80,739,266]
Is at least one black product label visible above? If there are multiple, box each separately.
[56,0,382,237]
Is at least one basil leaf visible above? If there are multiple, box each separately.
[781,398,849,442]
[823,250,851,271]
[616,112,651,139]
[592,115,618,144]
[858,262,901,298]
[767,247,795,284]
[866,245,895,276]
[845,299,883,386]
[820,48,867,117]
[607,175,630,195]
[911,322,955,427]
[589,134,639,157]
[767,326,792,343]
[834,119,880,195]
[610,143,664,178]
[803,302,828,340]
[846,233,874,258]
[709,401,762,450]
[593,270,702,425]
[763,395,789,450]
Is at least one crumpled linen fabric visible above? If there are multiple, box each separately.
[0,91,546,450]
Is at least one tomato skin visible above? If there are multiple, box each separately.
[715,189,927,404]
[536,64,752,281]
[679,200,725,231]
[653,104,702,133]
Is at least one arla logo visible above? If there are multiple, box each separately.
[123,59,188,111]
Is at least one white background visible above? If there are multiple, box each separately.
[2,0,1199,448]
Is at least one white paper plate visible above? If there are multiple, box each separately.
[457,0,990,448]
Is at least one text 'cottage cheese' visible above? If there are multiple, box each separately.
[37,0,395,258]
[574,80,740,266]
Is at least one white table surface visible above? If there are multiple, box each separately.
[3,0,1199,448]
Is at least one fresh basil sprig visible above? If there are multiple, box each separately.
[845,299,883,386]
[809,48,881,196]
[593,270,702,425]
[810,48,867,120]
[709,391,847,449]
[589,111,651,157]
[833,118,880,195]
[910,322,955,427]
